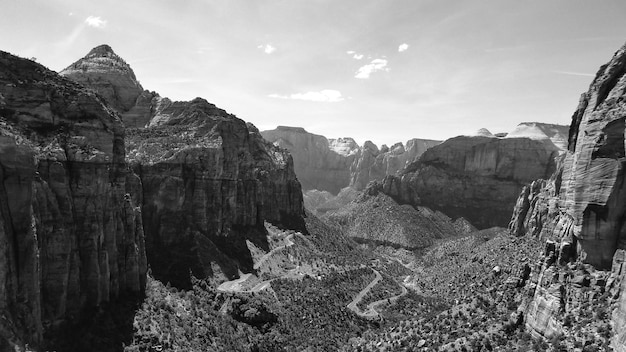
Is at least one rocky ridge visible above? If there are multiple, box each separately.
[261,126,441,194]
[0,50,146,350]
[377,134,560,229]
[508,42,626,350]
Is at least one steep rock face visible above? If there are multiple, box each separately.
[127,99,304,287]
[0,51,145,349]
[379,136,559,229]
[508,43,626,349]
[506,122,569,151]
[349,138,441,191]
[60,45,156,128]
[261,126,440,193]
[260,126,355,194]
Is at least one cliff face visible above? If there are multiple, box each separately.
[379,135,559,229]
[60,44,157,128]
[127,100,303,286]
[0,51,146,349]
[261,126,440,194]
[508,43,626,349]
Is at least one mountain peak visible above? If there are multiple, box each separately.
[60,45,144,112]
[87,44,116,56]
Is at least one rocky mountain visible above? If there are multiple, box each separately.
[325,188,475,249]
[505,122,569,151]
[0,46,305,350]
[0,50,146,349]
[260,126,356,194]
[60,44,157,128]
[508,42,626,350]
[261,126,441,194]
[377,135,560,229]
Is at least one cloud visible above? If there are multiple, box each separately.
[355,59,389,79]
[346,50,364,60]
[552,70,595,77]
[398,43,409,52]
[258,44,276,54]
[269,90,344,102]
[85,16,107,28]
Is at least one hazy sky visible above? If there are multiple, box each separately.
[3,0,626,146]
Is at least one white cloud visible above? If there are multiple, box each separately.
[85,16,107,28]
[355,59,389,79]
[269,90,344,102]
[398,43,409,52]
[258,44,276,54]
[346,50,364,60]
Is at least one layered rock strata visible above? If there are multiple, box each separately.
[60,44,157,128]
[0,51,146,349]
[261,126,441,194]
[378,135,560,229]
[126,99,303,286]
[507,42,626,350]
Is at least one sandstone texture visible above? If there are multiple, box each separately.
[506,122,569,151]
[126,100,303,287]
[378,135,560,229]
[0,51,146,349]
[60,45,157,128]
[261,126,440,194]
[261,126,355,194]
[507,43,626,349]
[60,47,305,288]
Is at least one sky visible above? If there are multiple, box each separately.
[2,0,626,146]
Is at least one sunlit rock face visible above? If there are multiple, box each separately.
[507,42,626,349]
[261,126,440,194]
[0,50,146,349]
[126,99,304,287]
[62,46,305,288]
[60,44,157,128]
[378,135,559,229]
[261,126,355,194]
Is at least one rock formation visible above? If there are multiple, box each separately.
[0,51,146,349]
[507,42,626,350]
[506,122,569,151]
[126,100,303,287]
[377,135,560,229]
[60,46,305,288]
[60,44,157,128]
[261,126,355,194]
[261,126,440,194]
[325,188,475,249]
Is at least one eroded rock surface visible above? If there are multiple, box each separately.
[378,135,559,229]
[507,43,626,349]
[0,50,146,349]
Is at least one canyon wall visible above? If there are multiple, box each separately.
[507,42,626,350]
[378,135,560,229]
[0,50,146,349]
[261,126,441,194]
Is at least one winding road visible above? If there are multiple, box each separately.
[347,270,409,319]
[217,234,295,293]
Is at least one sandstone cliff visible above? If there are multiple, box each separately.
[61,47,305,288]
[126,100,303,287]
[60,44,157,128]
[507,42,626,349]
[261,126,440,194]
[261,126,355,194]
[378,135,560,229]
[0,51,146,349]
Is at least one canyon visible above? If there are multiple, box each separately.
[0,39,624,352]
